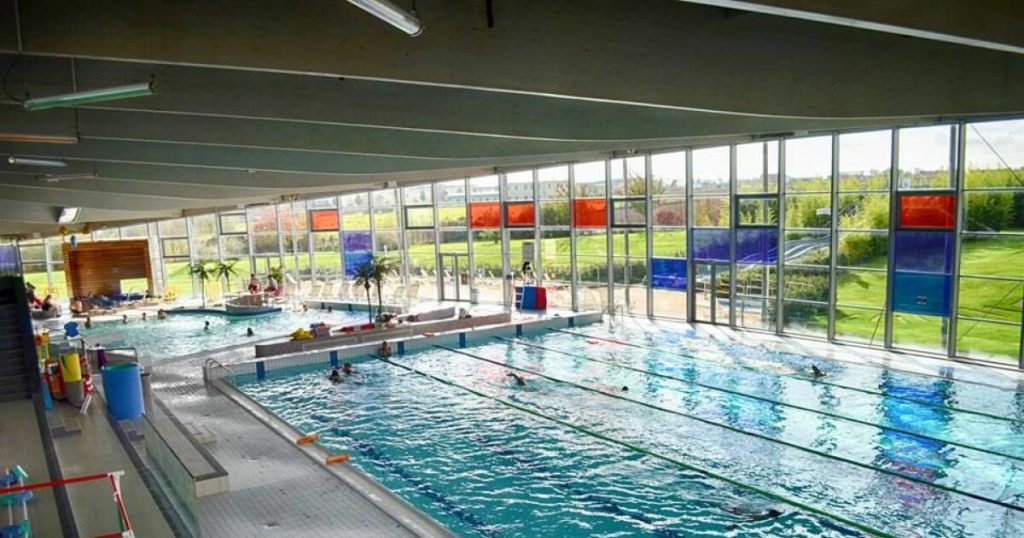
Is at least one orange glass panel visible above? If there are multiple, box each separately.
[574,199,607,228]
[505,202,535,227]
[900,194,955,229]
[309,209,339,231]
[469,202,501,228]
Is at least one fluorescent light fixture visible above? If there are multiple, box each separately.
[58,207,81,224]
[0,133,78,144]
[23,82,155,112]
[37,172,97,183]
[347,0,422,36]
[7,156,68,167]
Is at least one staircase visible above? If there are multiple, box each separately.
[0,277,36,402]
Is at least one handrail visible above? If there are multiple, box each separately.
[203,357,235,386]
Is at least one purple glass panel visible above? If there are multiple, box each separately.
[651,258,687,290]
[0,245,18,275]
[736,228,778,264]
[343,231,372,252]
[893,231,954,274]
[344,250,373,277]
[692,228,730,262]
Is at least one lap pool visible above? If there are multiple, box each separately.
[233,324,1024,537]
[80,308,364,362]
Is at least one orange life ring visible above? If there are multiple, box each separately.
[325,453,351,465]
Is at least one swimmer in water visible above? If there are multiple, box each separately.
[342,363,354,375]
[122,314,128,324]
[621,386,629,392]
[246,327,255,337]
[724,505,783,530]
[84,315,92,329]
[507,372,526,386]
[811,365,826,378]
[328,368,342,382]
[142,312,147,321]
[204,320,210,331]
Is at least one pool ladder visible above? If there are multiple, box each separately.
[203,358,236,386]
[607,304,625,326]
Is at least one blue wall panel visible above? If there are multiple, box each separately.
[892,271,952,317]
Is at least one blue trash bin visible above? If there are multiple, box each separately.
[102,363,145,420]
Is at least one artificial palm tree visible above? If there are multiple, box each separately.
[370,255,398,320]
[216,259,239,293]
[189,260,217,308]
[353,262,375,324]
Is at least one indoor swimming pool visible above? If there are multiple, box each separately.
[79,308,363,361]
[234,325,1024,537]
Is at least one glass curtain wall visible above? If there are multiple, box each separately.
[650,151,687,319]
[18,117,1024,366]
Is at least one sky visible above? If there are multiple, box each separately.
[655,119,1024,181]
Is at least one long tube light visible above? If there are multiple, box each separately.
[23,82,155,112]
[0,133,78,144]
[347,0,422,36]
[7,156,67,167]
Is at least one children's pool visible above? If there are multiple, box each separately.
[80,308,364,361]
[234,324,1024,537]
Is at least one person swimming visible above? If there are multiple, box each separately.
[122,314,128,324]
[342,363,354,375]
[141,312,147,321]
[378,341,392,358]
[724,505,783,530]
[811,365,826,378]
[246,327,255,337]
[507,372,526,386]
[84,315,92,329]
[204,320,210,331]
[621,386,629,392]
[328,367,342,382]
[157,309,167,320]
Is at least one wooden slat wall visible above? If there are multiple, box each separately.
[62,240,153,299]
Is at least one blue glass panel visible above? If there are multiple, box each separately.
[651,258,687,290]
[892,271,952,316]
[893,231,953,274]
[343,231,372,252]
[692,228,730,262]
[344,250,373,277]
[736,228,778,264]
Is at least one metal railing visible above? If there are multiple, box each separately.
[202,357,235,386]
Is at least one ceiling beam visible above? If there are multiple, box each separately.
[6,0,1024,118]
[675,1,1024,55]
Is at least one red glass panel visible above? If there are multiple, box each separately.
[505,202,535,227]
[899,194,956,229]
[309,209,339,231]
[469,202,501,228]
[574,199,607,228]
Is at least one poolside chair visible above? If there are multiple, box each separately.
[403,281,421,304]
[388,285,406,303]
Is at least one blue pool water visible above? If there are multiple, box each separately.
[235,324,1024,537]
[80,308,363,361]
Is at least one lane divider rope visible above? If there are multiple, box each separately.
[551,328,1024,425]
[499,336,1024,463]
[439,344,1024,513]
[378,355,896,538]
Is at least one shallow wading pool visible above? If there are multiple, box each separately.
[80,309,364,362]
